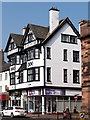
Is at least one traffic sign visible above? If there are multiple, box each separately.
[79,112,85,120]
[74,95,78,100]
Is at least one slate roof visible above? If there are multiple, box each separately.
[0,62,10,72]
[11,33,23,47]
[28,24,49,40]
[5,33,23,52]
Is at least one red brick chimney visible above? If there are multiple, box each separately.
[79,20,90,118]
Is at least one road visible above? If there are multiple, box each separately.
[0,117,89,120]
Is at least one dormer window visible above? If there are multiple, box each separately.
[28,33,34,42]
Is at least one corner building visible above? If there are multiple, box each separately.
[5,8,82,114]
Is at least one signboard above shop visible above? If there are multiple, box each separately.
[45,89,65,96]
[29,90,41,96]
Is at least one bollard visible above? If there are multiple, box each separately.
[57,112,59,120]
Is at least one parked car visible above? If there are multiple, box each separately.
[2,106,27,117]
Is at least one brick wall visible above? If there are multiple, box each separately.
[80,20,90,118]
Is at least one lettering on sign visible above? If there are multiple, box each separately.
[28,61,33,68]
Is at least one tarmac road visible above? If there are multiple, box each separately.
[0,117,89,120]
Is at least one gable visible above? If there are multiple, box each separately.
[22,24,49,45]
[24,29,36,44]
[42,17,79,44]
[5,33,23,52]
[8,38,17,51]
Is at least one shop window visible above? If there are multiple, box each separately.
[73,70,79,83]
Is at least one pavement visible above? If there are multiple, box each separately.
[0,113,89,120]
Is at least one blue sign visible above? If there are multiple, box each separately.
[81,113,85,118]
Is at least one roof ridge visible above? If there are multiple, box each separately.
[11,33,23,36]
[29,24,48,28]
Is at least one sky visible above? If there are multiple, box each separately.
[2,2,88,61]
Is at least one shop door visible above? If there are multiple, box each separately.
[46,97,52,113]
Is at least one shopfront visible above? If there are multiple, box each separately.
[28,88,82,114]
[0,92,9,110]
[10,91,21,106]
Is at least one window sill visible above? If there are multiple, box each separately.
[73,61,80,63]
[46,82,52,84]
[64,82,68,83]
[47,58,51,60]
[63,60,68,62]
[73,82,80,84]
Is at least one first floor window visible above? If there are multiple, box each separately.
[73,51,79,62]
[63,49,67,61]
[73,70,79,83]
[19,71,23,83]
[47,67,51,82]
[64,69,67,83]
[27,68,40,82]
[10,73,15,85]
[28,69,33,81]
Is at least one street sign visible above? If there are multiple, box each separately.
[79,112,85,120]
[74,95,78,100]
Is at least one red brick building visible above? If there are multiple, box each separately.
[79,20,90,118]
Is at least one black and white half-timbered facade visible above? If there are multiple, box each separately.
[5,8,82,114]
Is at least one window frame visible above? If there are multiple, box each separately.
[61,34,77,44]
[64,69,67,83]
[27,67,40,82]
[63,49,67,61]
[47,47,51,59]
[19,71,23,83]
[73,70,80,84]
[10,73,15,85]
[73,51,79,62]
[47,67,51,82]
[5,73,7,80]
